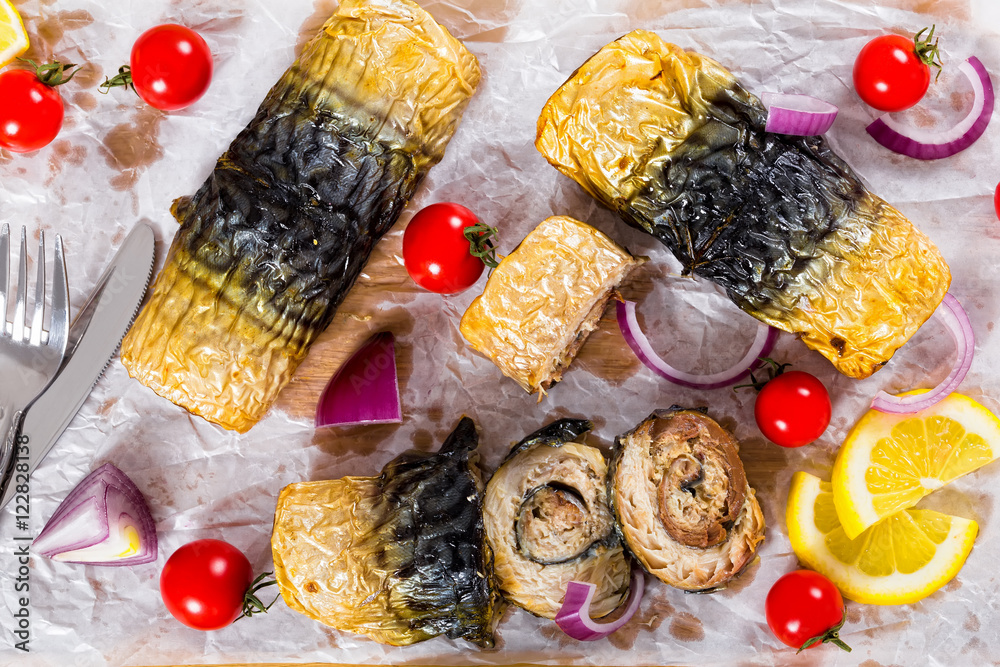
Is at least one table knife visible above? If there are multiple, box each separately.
[0,223,155,510]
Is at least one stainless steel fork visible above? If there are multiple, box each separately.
[0,225,69,503]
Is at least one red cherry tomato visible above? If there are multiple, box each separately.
[160,539,253,630]
[130,24,213,111]
[754,370,831,448]
[994,182,999,222]
[0,69,65,153]
[403,202,491,294]
[853,29,941,113]
[766,570,850,652]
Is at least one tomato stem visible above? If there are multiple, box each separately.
[17,58,80,87]
[234,571,280,622]
[464,222,501,269]
[797,605,852,653]
[914,25,943,82]
[99,65,136,95]
[733,357,790,393]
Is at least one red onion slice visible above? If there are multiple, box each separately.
[871,293,974,414]
[555,569,644,641]
[33,463,157,566]
[762,92,839,136]
[866,56,994,160]
[315,332,402,428]
[617,300,779,389]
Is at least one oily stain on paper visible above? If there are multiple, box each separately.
[100,106,165,193]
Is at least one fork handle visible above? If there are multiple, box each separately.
[0,410,26,505]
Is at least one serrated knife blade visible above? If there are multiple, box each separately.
[0,223,155,510]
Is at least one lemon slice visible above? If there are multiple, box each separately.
[787,471,977,605]
[0,0,29,68]
[832,392,1000,540]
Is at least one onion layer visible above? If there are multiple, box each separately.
[866,56,994,160]
[555,569,644,641]
[762,92,839,136]
[33,463,157,566]
[871,293,974,414]
[616,300,779,389]
[315,332,402,428]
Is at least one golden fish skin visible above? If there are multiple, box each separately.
[536,31,950,379]
[460,215,644,394]
[119,0,481,432]
[271,417,500,647]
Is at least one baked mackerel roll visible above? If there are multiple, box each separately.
[483,419,630,619]
[271,417,500,647]
[536,31,950,379]
[120,0,481,431]
[460,215,644,395]
[610,408,764,591]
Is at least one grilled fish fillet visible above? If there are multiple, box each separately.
[120,0,480,431]
[483,419,630,619]
[536,31,950,379]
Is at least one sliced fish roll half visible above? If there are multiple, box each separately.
[483,419,630,619]
[610,409,764,591]
[272,417,500,647]
[460,215,645,396]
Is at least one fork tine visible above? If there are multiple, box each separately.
[46,235,69,354]
[12,227,27,342]
[29,231,45,346]
[0,223,8,335]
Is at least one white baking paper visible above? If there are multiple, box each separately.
[1,0,999,665]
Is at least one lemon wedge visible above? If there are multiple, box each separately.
[832,392,1000,540]
[0,0,29,68]
[787,471,977,605]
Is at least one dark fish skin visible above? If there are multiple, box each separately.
[500,418,594,465]
[620,93,867,317]
[169,88,421,356]
[358,416,500,648]
[502,418,622,568]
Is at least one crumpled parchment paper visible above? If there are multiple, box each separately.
[1,0,999,665]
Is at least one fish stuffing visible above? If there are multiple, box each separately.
[536,31,950,379]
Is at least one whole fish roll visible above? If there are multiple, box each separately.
[483,419,630,619]
[610,408,764,591]
[271,417,500,647]
[120,0,481,432]
[536,31,950,379]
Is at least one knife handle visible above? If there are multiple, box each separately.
[0,410,26,506]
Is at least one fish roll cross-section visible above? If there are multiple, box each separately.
[610,408,765,591]
[483,419,631,619]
